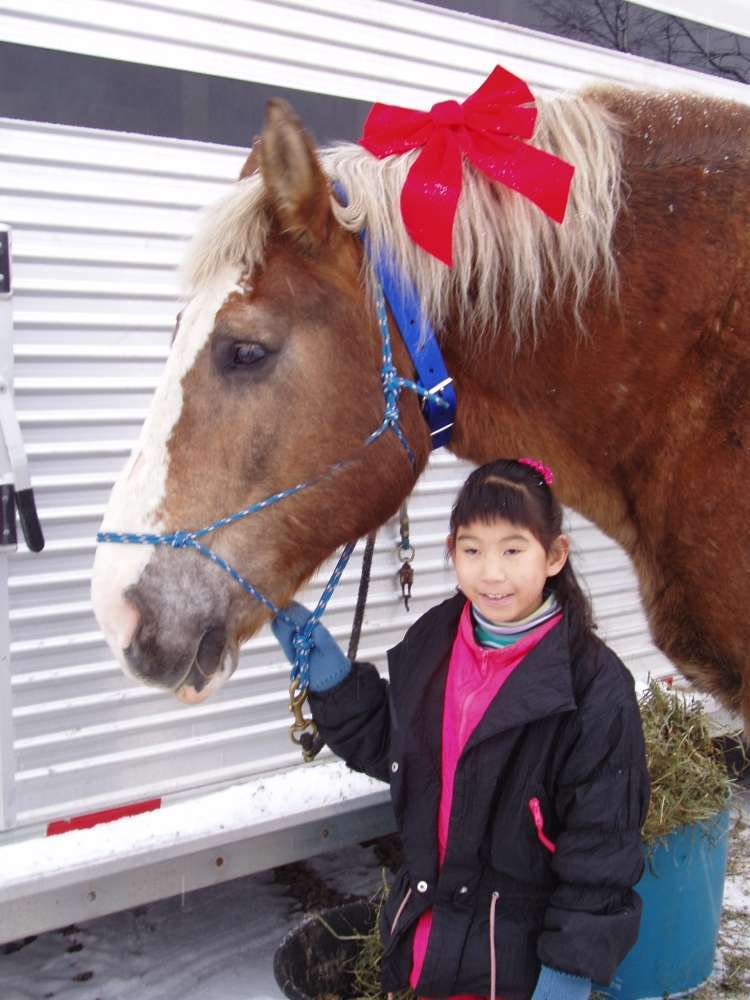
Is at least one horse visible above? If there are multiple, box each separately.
[91,83,750,737]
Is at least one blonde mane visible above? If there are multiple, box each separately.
[183,88,623,348]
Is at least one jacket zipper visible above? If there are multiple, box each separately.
[528,797,556,853]
[489,890,499,1000]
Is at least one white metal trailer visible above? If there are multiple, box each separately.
[0,0,747,945]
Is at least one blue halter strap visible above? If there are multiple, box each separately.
[97,275,454,693]
[334,180,457,448]
[368,248,456,448]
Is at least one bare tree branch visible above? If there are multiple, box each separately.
[529,0,749,84]
[669,16,749,83]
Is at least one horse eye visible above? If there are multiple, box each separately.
[233,342,267,366]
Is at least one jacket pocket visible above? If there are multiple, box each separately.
[389,750,437,827]
[528,796,556,853]
[388,754,405,824]
[379,867,416,957]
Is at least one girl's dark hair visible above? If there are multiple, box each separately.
[449,459,595,647]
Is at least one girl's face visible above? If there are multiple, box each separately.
[449,518,569,625]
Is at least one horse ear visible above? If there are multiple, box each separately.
[238,136,261,180]
[259,99,331,246]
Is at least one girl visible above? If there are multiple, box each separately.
[273,458,650,1000]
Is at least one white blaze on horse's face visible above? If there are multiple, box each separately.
[92,98,433,707]
[92,263,244,698]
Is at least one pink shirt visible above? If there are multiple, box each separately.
[409,602,562,997]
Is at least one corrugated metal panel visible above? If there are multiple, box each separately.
[2,0,737,832]
[0,227,18,833]
[1,0,749,105]
[1,107,673,825]
[2,119,255,829]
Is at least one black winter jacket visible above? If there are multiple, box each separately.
[309,593,650,999]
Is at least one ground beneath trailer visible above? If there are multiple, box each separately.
[1,794,748,1000]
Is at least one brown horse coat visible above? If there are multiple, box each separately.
[92,86,750,737]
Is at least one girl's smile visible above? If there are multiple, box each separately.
[450,518,569,625]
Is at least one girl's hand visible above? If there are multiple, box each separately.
[531,965,591,1000]
[271,601,352,692]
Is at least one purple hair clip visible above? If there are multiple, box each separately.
[519,457,554,486]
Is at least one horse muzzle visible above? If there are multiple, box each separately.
[174,627,240,704]
[119,619,239,700]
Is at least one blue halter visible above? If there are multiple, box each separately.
[97,274,455,694]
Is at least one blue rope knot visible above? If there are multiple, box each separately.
[383,376,398,394]
[383,401,400,424]
[380,362,404,428]
[291,625,318,689]
[292,628,315,658]
[168,530,193,549]
[381,360,398,385]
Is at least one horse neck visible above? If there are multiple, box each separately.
[423,87,749,557]
[440,305,641,553]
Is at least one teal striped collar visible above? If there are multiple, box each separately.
[472,595,561,648]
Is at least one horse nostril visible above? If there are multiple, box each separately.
[196,626,228,681]
[120,619,229,696]
[122,636,164,686]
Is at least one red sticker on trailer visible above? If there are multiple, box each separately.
[46,798,161,836]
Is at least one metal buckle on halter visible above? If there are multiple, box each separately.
[423,376,455,447]
[361,228,457,453]
[288,679,320,763]
[430,422,454,442]
[427,376,454,397]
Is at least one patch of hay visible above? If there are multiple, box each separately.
[640,680,737,846]
[347,875,416,1000]
[314,873,415,1000]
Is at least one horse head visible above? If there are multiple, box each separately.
[91,100,430,703]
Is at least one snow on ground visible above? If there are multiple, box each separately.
[1,869,290,1000]
[0,838,385,1000]
[1,792,749,1000]
[691,794,750,999]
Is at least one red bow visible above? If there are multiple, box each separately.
[359,65,575,266]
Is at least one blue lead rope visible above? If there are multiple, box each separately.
[97,279,450,693]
